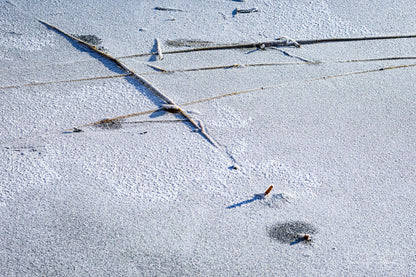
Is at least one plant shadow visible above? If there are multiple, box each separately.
[148,39,158,62]
[149,109,167,118]
[226,195,262,209]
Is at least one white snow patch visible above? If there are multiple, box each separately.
[249,159,322,198]
[0,149,60,204]
[208,102,253,129]
[261,0,373,38]
[261,192,295,208]
[77,80,158,114]
[0,31,55,52]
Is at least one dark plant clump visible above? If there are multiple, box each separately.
[166,39,213,48]
[268,221,317,244]
[74,34,102,46]
[94,118,123,130]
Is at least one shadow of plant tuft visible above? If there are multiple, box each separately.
[268,221,317,245]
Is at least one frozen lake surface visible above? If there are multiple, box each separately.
[1,0,415,275]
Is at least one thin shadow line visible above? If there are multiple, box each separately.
[226,195,262,209]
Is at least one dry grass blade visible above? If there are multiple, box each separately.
[117,34,416,59]
[154,6,185,12]
[338,56,416,63]
[141,56,416,75]
[147,64,168,72]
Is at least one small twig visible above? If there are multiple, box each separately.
[198,120,206,133]
[147,64,167,72]
[155,7,185,12]
[233,8,259,17]
[264,185,274,195]
[156,38,163,60]
[254,185,274,198]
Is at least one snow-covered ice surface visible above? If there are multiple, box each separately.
[1,0,415,275]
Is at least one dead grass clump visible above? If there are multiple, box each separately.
[94,118,123,130]
[74,34,102,46]
[73,34,107,51]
